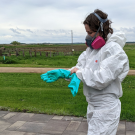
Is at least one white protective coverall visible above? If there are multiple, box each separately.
[69,32,129,135]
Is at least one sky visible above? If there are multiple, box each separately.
[0,0,135,44]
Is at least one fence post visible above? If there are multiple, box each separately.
[50,52,52,57]
[46,52,48,57]
[64,52,66,56]
[23,50,25,57]
[8,50,11,57]
[0,50,2,56]
[40,51,42,56]
[34,50,36,57]
[15,48,19,56]
[29,50,32,57]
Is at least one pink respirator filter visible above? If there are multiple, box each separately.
[91,36,105,49]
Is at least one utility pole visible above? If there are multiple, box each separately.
[71,30,73,45]
[71,30,74,54]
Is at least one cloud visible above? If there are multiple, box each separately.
[0,35,13,38]
[0,27,77,43]
[114,27,135,42]
[119,27,135,42]
[0,0,135,43]
[10,28,21,34]
[0,26,135,43]
[16,27,26,32]
[26,29,33,33]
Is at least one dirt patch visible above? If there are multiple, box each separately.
[0,67,69,73]
[0,67,135,75]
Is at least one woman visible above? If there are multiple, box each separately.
[70,9,129,135]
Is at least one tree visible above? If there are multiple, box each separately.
[10,41,20,45]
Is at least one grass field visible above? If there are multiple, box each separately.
[0,44,135,69]
[0,44,135,121]
[0,73,135,121]
[0,55,80,68]
[0,43,85,49]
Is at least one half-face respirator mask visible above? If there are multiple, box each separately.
[85,12,108,49]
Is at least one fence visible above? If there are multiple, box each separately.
[0,46,87,57]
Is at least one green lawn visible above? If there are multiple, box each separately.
[0,73,135,121]
[0,55,79,68]
[0,73,86,117]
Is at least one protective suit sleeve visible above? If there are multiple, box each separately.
[118,58,129,82]
[76,45,129,90]
[68,51,86,71]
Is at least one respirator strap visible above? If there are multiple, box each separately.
[90,24,101,43]
[93,12,108,31]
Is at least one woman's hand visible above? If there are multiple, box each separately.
[71,67,79,74]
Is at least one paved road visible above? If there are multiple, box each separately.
[0,67,135,75]
[0,111,135,135]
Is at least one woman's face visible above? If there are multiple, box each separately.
[84,24,99,37]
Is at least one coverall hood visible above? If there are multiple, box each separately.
[106,32,126,48]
